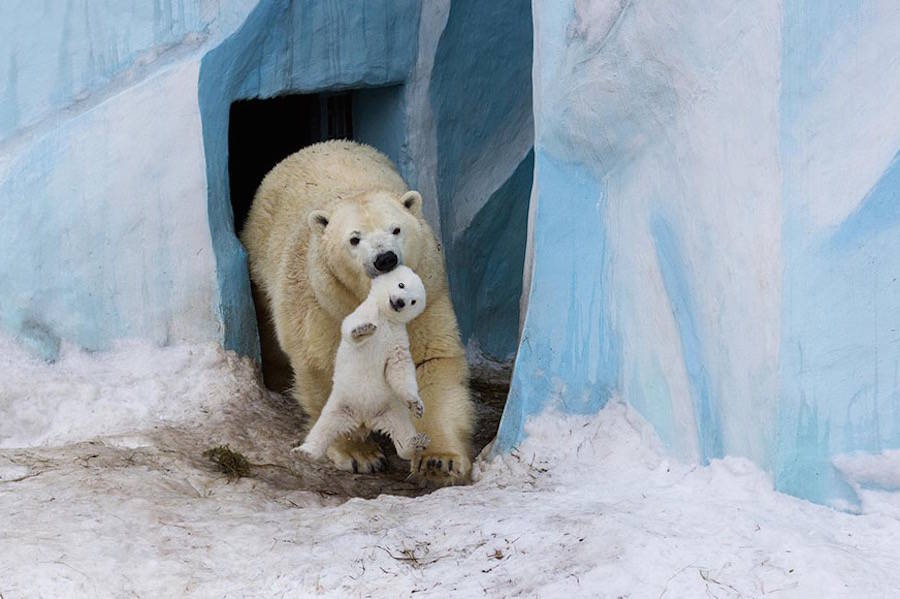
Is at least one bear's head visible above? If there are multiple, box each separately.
[369,265,427,324]
[307,190,430,302]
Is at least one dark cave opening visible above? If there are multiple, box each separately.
[228,91,353,392]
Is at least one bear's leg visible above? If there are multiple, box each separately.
[414,356,474,485]
[292,364,386,474]
[372,407,430,461]
[291,363,330,430]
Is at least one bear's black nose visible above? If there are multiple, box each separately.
[374,251,398,273]
[394,298,405,309]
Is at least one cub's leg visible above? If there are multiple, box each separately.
[293,363,386,473]
[384,346,424,418]
[372,406,430,461]
[294,397,355,460]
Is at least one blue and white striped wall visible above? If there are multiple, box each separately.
[0,0,532,366]
[498,0,900,509]
[3,1,898,508]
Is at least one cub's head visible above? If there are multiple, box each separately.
[308,190,427,299]
[369,265,426,324]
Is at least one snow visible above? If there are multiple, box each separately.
[0,336,250,449]
[834,450,900,493]
[2,341,900,598]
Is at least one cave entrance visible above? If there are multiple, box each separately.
[228,92,353,235]
[199,0,533,493]
[228,91,353,392]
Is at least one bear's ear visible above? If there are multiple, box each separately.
[399,190,422,217]
[308,210,329,234]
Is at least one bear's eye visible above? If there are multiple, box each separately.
[392,227,401,235]
[349,236,360,246]
[398,283,405,289]
[411,300,416,305]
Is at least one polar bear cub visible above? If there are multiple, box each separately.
[295,265,430,463]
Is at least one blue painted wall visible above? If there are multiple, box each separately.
[430,0,534,364]
[0,0,255,141]
[0,1,258,360]
[500,0,900,508]
[1,1,534,371]
[447,150,533,361]
[4,0,899,510]
[496,150,619,452]
[197,0,420,357]
[777,0,900,507]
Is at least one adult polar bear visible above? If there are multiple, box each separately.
[241,140,473,485]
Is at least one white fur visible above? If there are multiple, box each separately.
[295,266,430,462]
[242,140,474,482]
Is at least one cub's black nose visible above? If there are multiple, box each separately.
[395,298,405,308]
[374,251,398,273]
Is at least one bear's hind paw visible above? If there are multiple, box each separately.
[326,437,387,474]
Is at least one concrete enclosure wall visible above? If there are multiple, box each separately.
[0,0,259,360]
[6,0,896,510]
[498,0,900,509]
[0,1,534,365]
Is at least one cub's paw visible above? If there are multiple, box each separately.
[412,450,471,487]
[326,436,386,474]
[407,396,425,419]
[290,443,321,460]
[350,322,377,341]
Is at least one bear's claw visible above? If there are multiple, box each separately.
[326,437,386,474]
[412,450,471,487]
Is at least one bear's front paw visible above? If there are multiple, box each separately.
[412,450,471,488]
[350,322,377,341]
[407,396,425,419]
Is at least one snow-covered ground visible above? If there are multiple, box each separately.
[2,340,900,598]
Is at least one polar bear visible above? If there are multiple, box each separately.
[295,266,431,463]
[241,140,473,485]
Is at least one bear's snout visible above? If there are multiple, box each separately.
[390,297,406,311]
[374,251,399,273]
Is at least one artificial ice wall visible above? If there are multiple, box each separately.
[4,0,898,509]
[498,0,900,508]
[0,0,532,365]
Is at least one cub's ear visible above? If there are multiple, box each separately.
[399,190,422,217]
[308,210,329,234]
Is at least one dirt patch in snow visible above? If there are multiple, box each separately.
[0,339,510,501]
